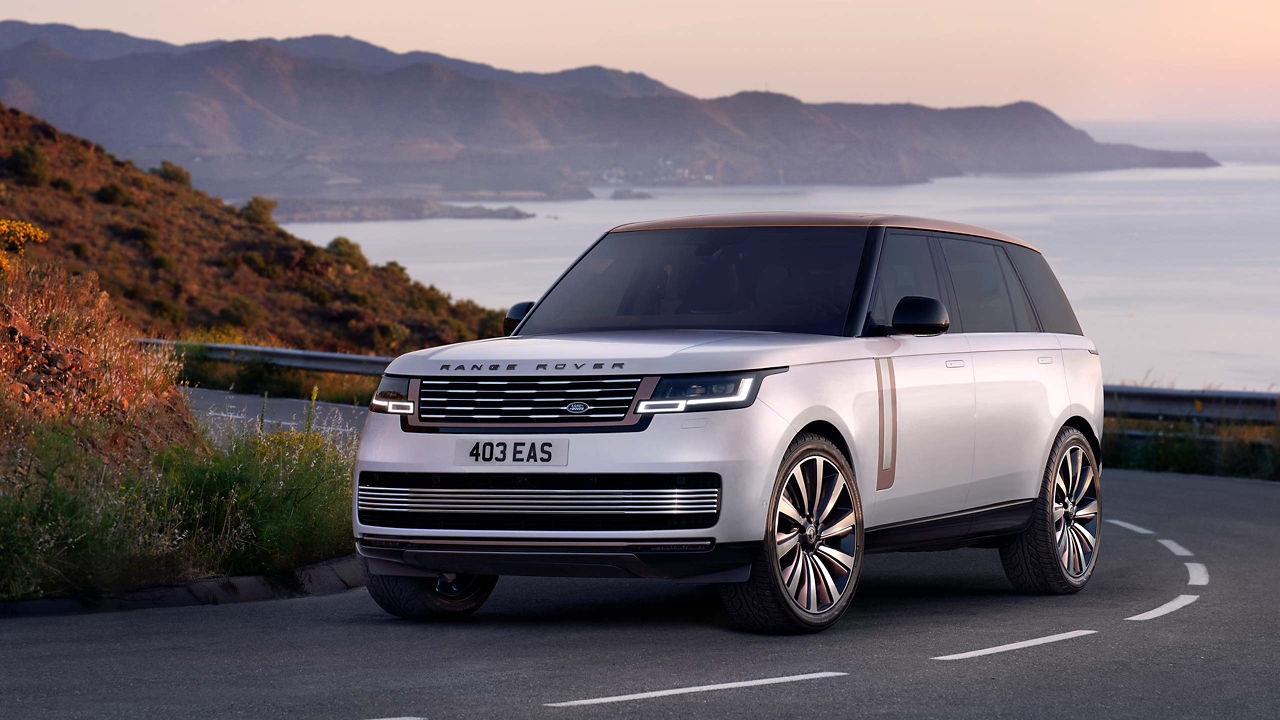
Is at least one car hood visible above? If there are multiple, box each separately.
[384,329,868,376]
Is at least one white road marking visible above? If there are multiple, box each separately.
[1185,562,1210,586]
[931,630,1097,661]
[1157,539,1194,557]
[1127,594,1200,621]
[544,671,847,707]
[1105,519,1154,534]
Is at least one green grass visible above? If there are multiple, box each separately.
[0,419,355,602]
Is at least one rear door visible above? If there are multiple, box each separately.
[938,236,1069,508]
[863,232,975,527]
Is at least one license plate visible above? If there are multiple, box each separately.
[454,439,568,466]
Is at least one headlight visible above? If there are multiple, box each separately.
[636,371,772,414]
[369,376,414,414]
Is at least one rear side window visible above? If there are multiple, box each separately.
[1005,245,1083,335]
[940,239,1018,333]
[869,234,943,331]
[996,247,1039,331]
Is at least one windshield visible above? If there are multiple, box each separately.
[519,227,867,336]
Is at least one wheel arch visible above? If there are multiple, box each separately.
[1062,415,1102,463]
[795,419,853,466]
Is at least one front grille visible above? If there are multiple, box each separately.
[415,376,645,425]
[357,472,721,531]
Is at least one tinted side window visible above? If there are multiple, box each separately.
[941,239,1017,333]
[869,234,942,330]
[996,247,1038,331]
[1005,245,1083,335]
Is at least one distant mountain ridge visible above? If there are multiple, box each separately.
[0,20,686,98]
[0,20,1217,202]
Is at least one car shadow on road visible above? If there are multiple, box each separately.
[334,549,1038,633]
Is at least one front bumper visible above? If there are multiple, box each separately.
[357,537,758,582]
[352,401,792,548]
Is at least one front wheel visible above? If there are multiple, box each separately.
[1000,426,1100,594]
[719,433,864,634]
[360,556,498,619]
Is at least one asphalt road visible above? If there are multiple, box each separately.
[184,387,367,439]
[2,469,1277,719]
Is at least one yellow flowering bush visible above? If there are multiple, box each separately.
[0,218,49,274]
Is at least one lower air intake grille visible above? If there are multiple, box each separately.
[357,472,721,531]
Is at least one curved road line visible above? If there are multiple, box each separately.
[935,516,1210,661]
[544,671,848,707]
[1158,539,1195,556]
[1106,519,1154,534]
[1127,594,1200,621]
[1185,562,1209,586]
[932,630,1097,661]
[1109,517,1207,622]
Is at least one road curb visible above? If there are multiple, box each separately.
[0,555,364,619]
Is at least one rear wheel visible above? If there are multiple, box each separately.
[1000,426,1100,594]
[360,557,498,619]
[719,434,863,633]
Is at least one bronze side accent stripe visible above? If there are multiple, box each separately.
[875,357,898,490]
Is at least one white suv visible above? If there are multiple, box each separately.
[354,213,1103,633]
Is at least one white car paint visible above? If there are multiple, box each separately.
[354,218,1104,570]
[356,327,1101,541]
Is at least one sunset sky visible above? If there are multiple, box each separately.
[5,0,1278,122]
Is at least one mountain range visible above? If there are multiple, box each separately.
[0,20,1217,203]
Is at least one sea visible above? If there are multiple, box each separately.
[287,162,1280,390]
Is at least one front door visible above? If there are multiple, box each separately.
[861,232,976,527]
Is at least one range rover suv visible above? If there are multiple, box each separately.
[355,213,1103,633]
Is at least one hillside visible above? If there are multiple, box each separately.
[0,22,1217,202]
[0,104,503,353]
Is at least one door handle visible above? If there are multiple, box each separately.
[1037,356,1054,365]
[945,359,965,368]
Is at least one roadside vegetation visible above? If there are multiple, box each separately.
[0,220,354,602]
[1104,417,1277,481]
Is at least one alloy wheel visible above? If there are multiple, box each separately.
[1054,444,1099,578]
[774,454,857,614]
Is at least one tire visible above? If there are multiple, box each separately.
[359,556,498,619]
[719,433,864,634]
[1000,426,1101,594]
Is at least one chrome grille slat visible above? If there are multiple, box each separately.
[359,486,719,496]
[417,375,644,425]
[357,486,721,514]
[356,472,721,531]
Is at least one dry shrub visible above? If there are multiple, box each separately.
[1,228,354,600]
[1,258,194,457]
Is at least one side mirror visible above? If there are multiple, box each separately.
[891,296,950,336]
[504,301,534,335]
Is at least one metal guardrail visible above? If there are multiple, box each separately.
[1104,385,1278,425]
[137,339,393,376]
[139,339,1278,425]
